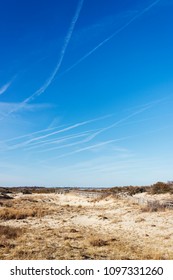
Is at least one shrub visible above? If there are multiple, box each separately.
[22,189,32,195]
[128,187,147,196]
[150,182,173,194]
[141,201,165,212]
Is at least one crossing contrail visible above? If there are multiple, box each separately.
[2,114,111,151]
[1,0,160,120]
[54,140,117,159]
[24,131,94,152]
[3,0,84,118]
[37,103,155,159]
[84,104,153,142]
[60,0,161,76]
[27,99,162,153]
[19,114,111,145]
[1,124,65,143]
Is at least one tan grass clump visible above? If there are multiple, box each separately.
[0,225,22,239]
[90,238,108,247]
[0,207,44,220]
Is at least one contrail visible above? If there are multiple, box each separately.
[1,124,65,143]
[29,134,130,154]
[0,0,160,120]
[24,130,94,151]
[87,96,166,141]
[3,0,84,117]
[0,76,16,96]
[0,82,11,95]
[2,114,111,151]
[59,0,161,76]
[25,102,157,153]
[31,104,151,157]
[37,123,171,163]
[54,140,117,159]
[85,104,152,142]
[21,114,111,144]
[38,105,153,156]
[6,101,156,152]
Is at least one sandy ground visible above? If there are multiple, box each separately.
[0,191,173,259]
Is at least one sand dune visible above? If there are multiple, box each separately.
[0,189,173,259]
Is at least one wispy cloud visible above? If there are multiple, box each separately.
[24,130,94,151]
[54,140,117,159]
[2,124,65,143]
[35,99,163,160]
[0,114,111,151]
[0,81,12,95]
[2,0,84,119]
[47,116,62,129]
[23,114,110,144]
[1,100,160,154]
[0,102,52,116]
[59,0,161,76]
[83,103,153,142]
[72,10,138,46]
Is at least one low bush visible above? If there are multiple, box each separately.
[150,182,173,194]
[141,201,165,212]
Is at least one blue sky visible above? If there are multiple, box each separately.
[0,0,173,187]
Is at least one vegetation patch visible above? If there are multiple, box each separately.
[0,207,44,220]
[150,182,173,194]
[0,225,22,239]
[141,201,165,212]
[90,238,108,247]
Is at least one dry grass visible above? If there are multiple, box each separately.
[0,223,172,260]
[89,238,108,247]
[0,195,55,221]
[0,190,173,260]
[0,225,22,239]
[0,207,45,220]
[93,193,111,202]
[0,225,24,259]
[141,201,166,212]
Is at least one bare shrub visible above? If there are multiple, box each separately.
[128,187,147,196]
[150,182,173,194]
[22,189,32,195]
[91,193,110,203]
[141,201,165,212]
